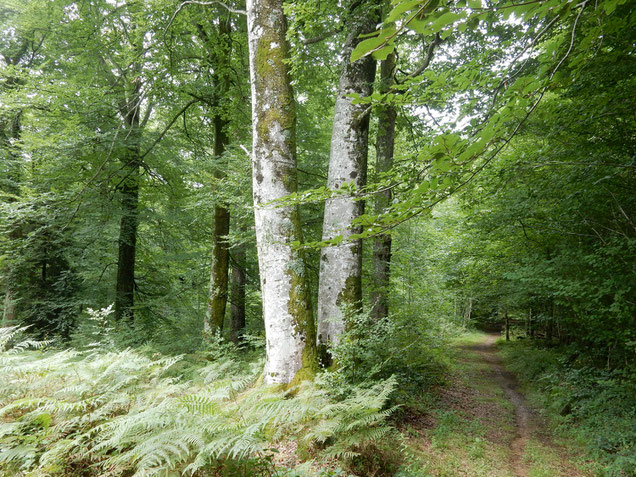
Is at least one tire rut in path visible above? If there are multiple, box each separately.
[467,334,532,477]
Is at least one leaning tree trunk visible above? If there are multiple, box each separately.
[247,0,318,384]
[370,53,396,321]
[114,83,141,322]
[317,10,377,354]
[229,243,246,344]
[200,18,232,336]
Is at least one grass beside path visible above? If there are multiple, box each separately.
[392,332,592,477]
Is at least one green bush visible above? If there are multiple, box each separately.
[499,340,636,476]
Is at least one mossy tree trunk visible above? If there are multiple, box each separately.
[1,111,22,327]
[247,0,318,384]
[202,18,232,336]
[1,46,26,327]
[370,53,396,321]
[229,244,246,344]
[317,5,377,355]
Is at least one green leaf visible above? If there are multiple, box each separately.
[434,11,466,30]
[351,36,384,62]
[406,17,431,34]
[386,0,421,23]
[372,45,395,60]
[604,0,618,14]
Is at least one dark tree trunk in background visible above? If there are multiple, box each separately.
[114,81,142,322]
[1,111,22,326]
[505,308,510,341]
[546,300,554,343]
[229,244,246,344]
[370,52,396,321]
[202,18,232,336]
[114,140,140,321]
[0,49,25,327]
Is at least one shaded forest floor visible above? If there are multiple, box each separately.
[395,333,593,477]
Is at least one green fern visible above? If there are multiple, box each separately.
[0,325,398,476]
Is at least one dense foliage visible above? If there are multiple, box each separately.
[0,0,633,474]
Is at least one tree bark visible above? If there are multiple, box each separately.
[370,53,396,321]
[114,139,140,321]
[229,244,246,344]
[317,8,377,353]
[1,113,21,327]
[114,78,141,322]
[247,0,318,384]
[505,307,510,341]
[0,61,24,327]
[198,18,233,336]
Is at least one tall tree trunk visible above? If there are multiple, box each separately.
[370,53,396,321]
[114,142,140,321]
[114,82,141,322]
[200,18,232,336]
[247,0,318,384]
[229,243,246,344]
[317,8,377,354]
[1,110,22,327]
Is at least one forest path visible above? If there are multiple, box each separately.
[464,333,532,477]
[399,332,590,476]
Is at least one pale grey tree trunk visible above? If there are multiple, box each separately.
[317,11,377,352]
[247,0,317,384]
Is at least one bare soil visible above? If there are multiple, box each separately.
[467,334,533,476]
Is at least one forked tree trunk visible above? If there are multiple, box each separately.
[247,0,318,384]
[370,53,396,321]
[229,244,246,344]
[201,18,232,336]
[317,9,377,354]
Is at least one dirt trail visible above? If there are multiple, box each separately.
[464,334,532,477]
[406,333,588,476]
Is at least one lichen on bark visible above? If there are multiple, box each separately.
[247,0,318,385]
[317,4,378,351]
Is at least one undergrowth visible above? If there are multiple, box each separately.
[498,339,636,476]
[0,317,398,476]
